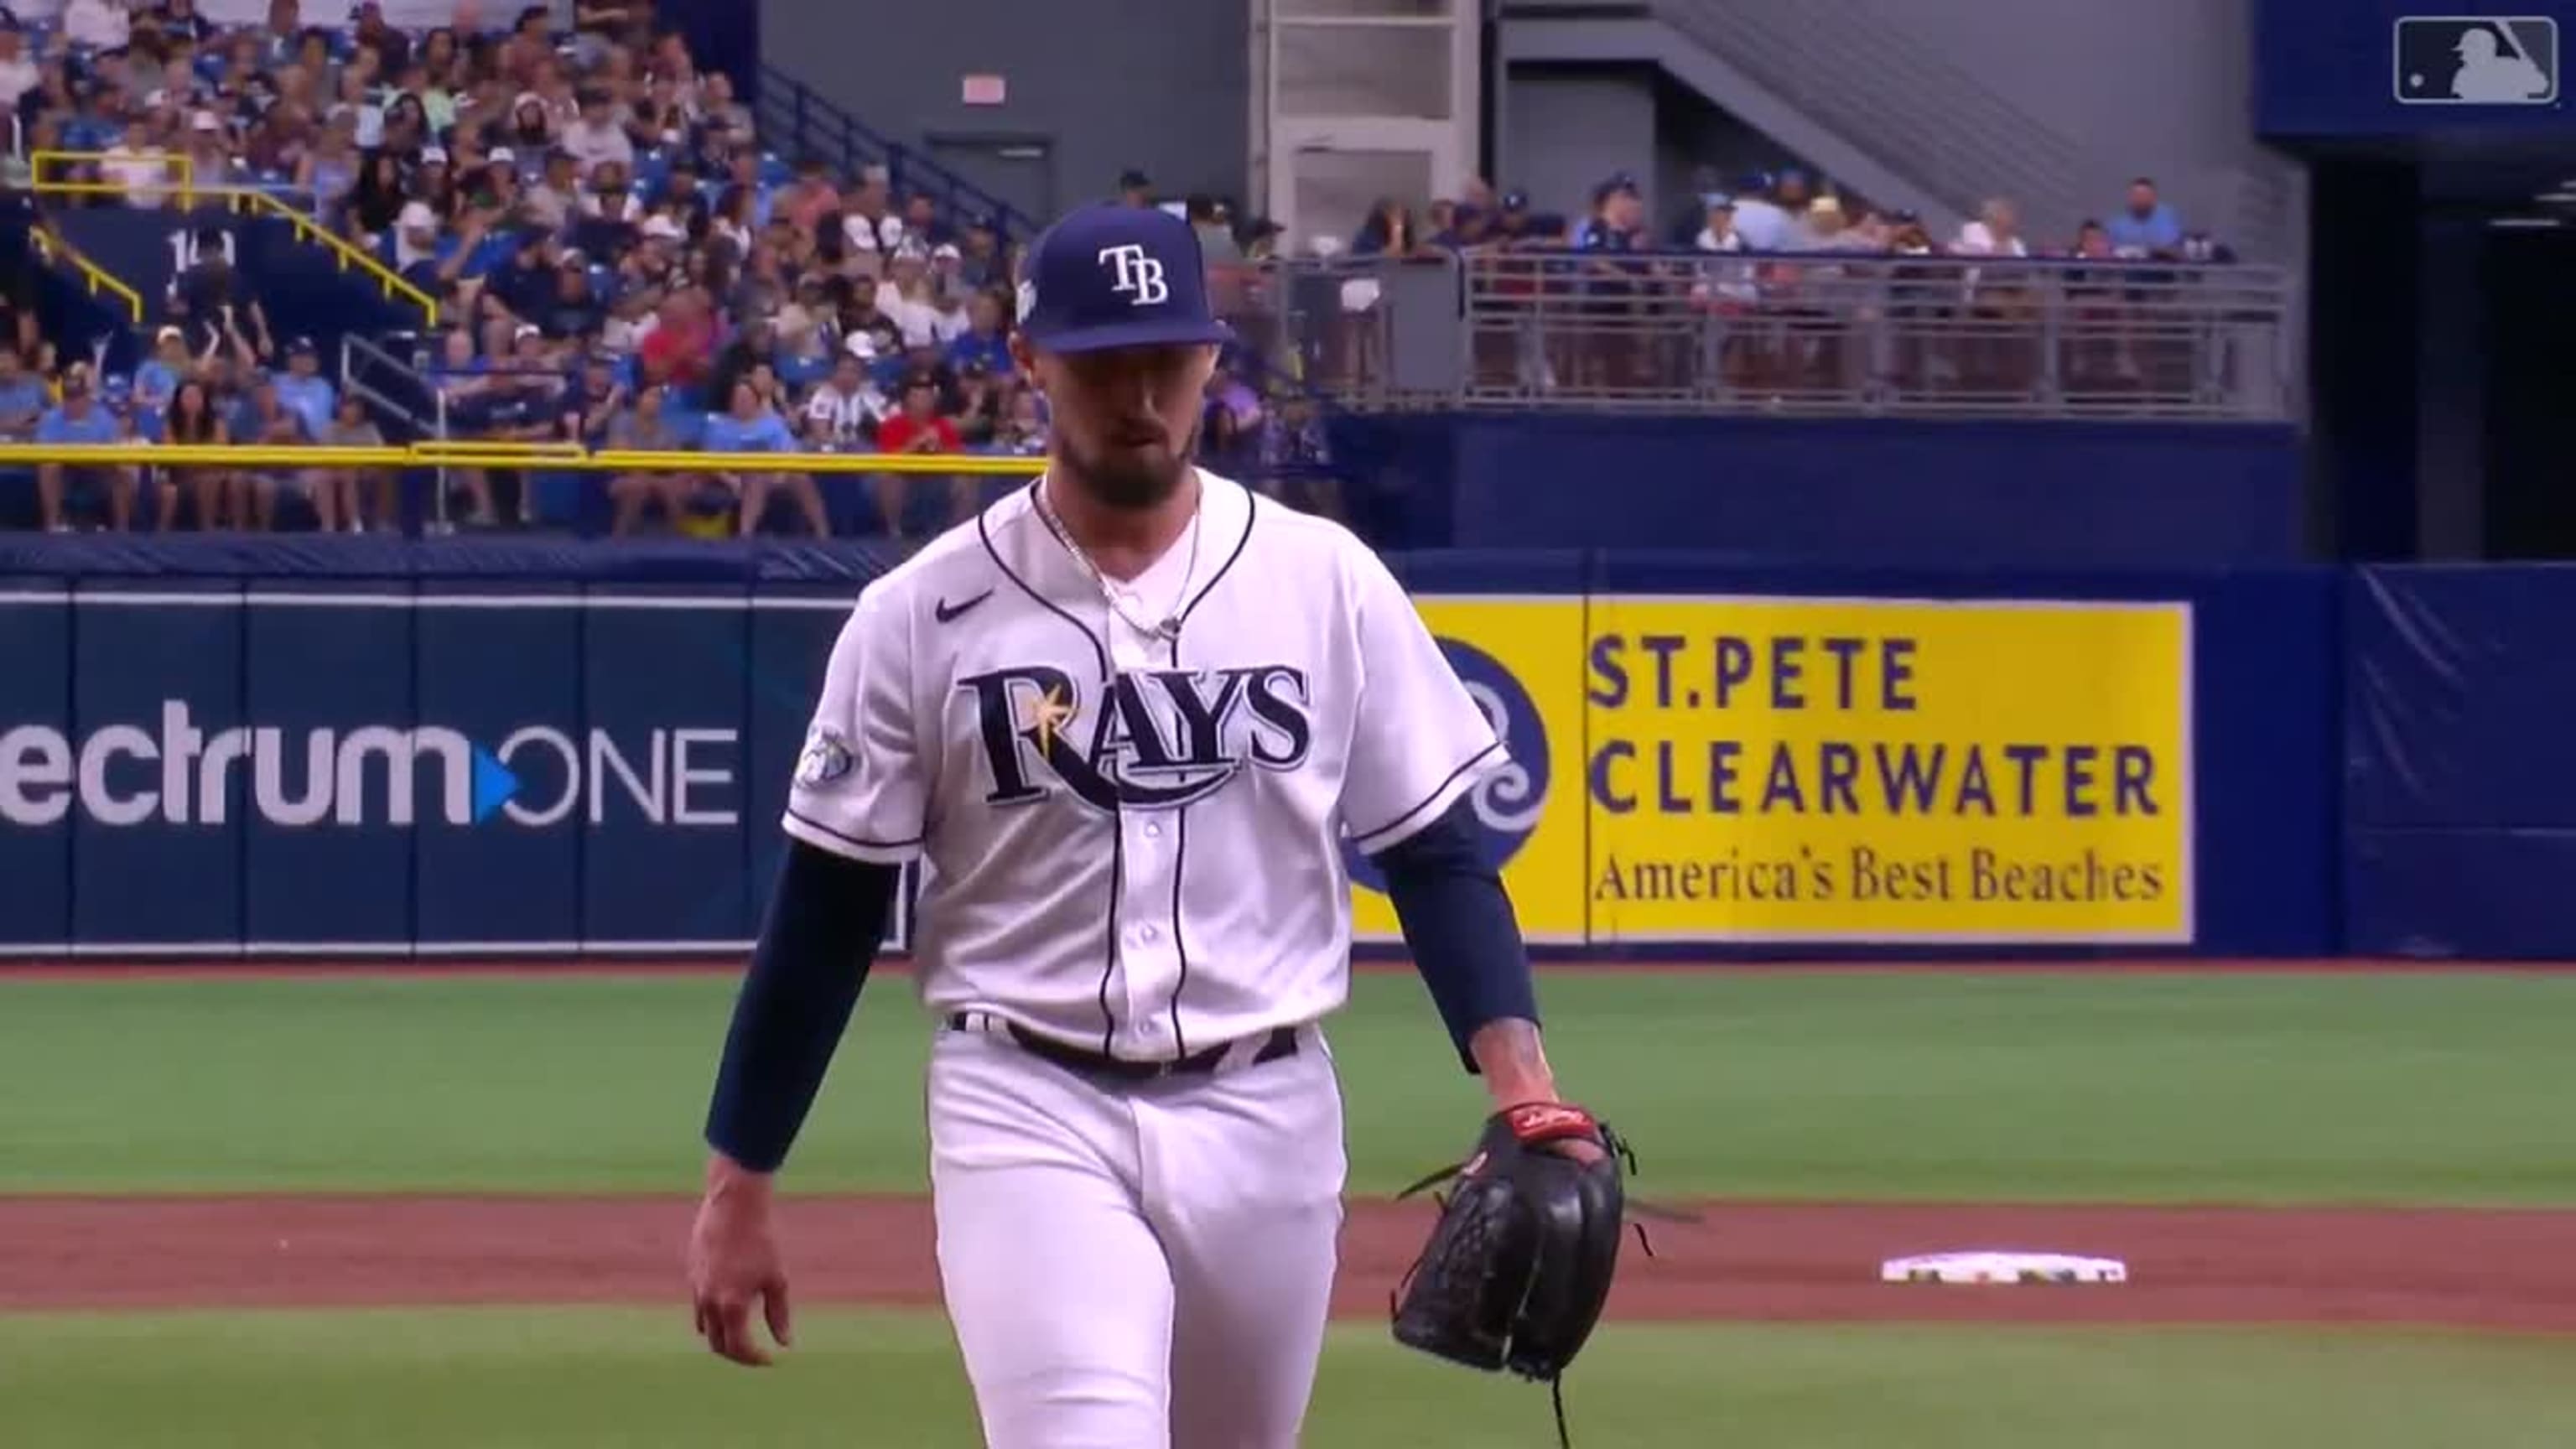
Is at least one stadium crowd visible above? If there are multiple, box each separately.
[0,0,2234,537]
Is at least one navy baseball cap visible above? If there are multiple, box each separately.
[1015,203,1232,356]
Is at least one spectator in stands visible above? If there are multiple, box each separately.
[560,87,632,176]
[1352,199,1424,258]
[230,371,312,532]
[870,373,967,541]
[65,0,132,52]
[638,286,717,394]
[954,213,1005,288]
[839,169,900,255]
[1727,172,1794,252]
[1117,169,1153,209]
[537,252,605,339]
[797,345,875,438]
[779,156,840,236]
[0,28,39,114]
[29,372,136,532]
[705,307,780,413]
[703,376,828,538]
[2107,177,2184,259]
[604,382,698,535]
[560,353,623,449]
[1256,389,1339,522]
[101,117,174,207]
[0,347,46,444]
[1201,359,1263,476]
[180,106,245,184]
[351,3,409,72]
[948,290,1013,377]
[1954,197,2028,258]
[950,361,1004,449]
[523,148,583,231]
[346,151,408,242]
[273,336,335,439]
[580,158,644,231]
[992,384,1046,455]
[152,377,234,532]
[133,325,189,413]
[1574,179,1652,388]
[299,112,364,225]
[320,391,387,532]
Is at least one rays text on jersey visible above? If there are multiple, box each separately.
[956,664,1315,812]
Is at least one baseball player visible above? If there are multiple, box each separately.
[686,202,1597,1447]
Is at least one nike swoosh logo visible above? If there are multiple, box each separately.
[934,589,995,624]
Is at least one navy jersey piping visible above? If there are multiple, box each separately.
[977,491,1125,1056]
[1348,740,1504,854]
[1161,487,1258,1060]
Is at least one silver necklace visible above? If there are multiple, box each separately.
[1034,475,1203,644]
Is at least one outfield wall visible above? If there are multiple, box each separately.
[0,537,2401,961]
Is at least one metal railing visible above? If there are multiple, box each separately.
[754,65,1040,240]
[28,221,143,325]
[28,152,441,329]
[1221,251,2298,422]
[1644,0,2085,233]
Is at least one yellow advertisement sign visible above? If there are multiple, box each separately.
[1355,595,2193,946]
[1352,600,1592,943]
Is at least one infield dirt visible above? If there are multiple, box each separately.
[3,1196,2571,1331]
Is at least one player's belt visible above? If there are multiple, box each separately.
[944,1011,1301,1081]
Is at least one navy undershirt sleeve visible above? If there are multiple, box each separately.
[703,839,898,1173]
[1370,794,1540,1072]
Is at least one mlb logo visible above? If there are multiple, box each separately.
[2394,16,2561,105]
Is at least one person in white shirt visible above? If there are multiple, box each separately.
[1953,198,2038,392]
[923,246,974,344]
[101,119,174,207]
[1953,197,2029,258]
[1690,194,1758,307]
[799,349,891,449]
[687,200,1602,1449]
[0,29,41,113]
[64,0,132,50]
[874,247,947,349]
[558,90,634,177]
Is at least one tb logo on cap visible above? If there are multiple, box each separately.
[1098,243,1170,306]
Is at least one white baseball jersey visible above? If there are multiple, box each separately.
[783,469,1504,1060]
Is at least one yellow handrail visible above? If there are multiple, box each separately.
[27,151,439,330]
[223,188,441,329]
[30,148,195,197]
[0,441,1047,476]
[28,224,144,325]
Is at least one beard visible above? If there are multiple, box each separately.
[1058,414,1201,512]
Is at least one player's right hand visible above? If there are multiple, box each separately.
[688,1154,794,1367]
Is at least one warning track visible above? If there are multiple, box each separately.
[3,1196,2570,1331]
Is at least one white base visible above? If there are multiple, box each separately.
[1880,1249,2129,1285]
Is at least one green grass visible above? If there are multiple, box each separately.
[0,970,2570,1203]
[0,1307,2568,1447]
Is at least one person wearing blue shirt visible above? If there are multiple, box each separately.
[0,348,49,440]
[34,378,138,532]
[133,328,191,413]
[272,338,337,439]
[1573,181,1653,388]
[945,293,1015,377]
[703,377,828,537]
[720,149,776,230]
[2105,177,2184,259]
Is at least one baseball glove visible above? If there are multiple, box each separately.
[1388,1101,1641,1442]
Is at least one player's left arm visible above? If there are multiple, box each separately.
[1337,543,1561,1109]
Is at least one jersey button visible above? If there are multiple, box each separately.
[1143,822,1161,839]
[1135,923,1161,943]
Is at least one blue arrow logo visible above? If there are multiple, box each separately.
[470,746,520,823]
